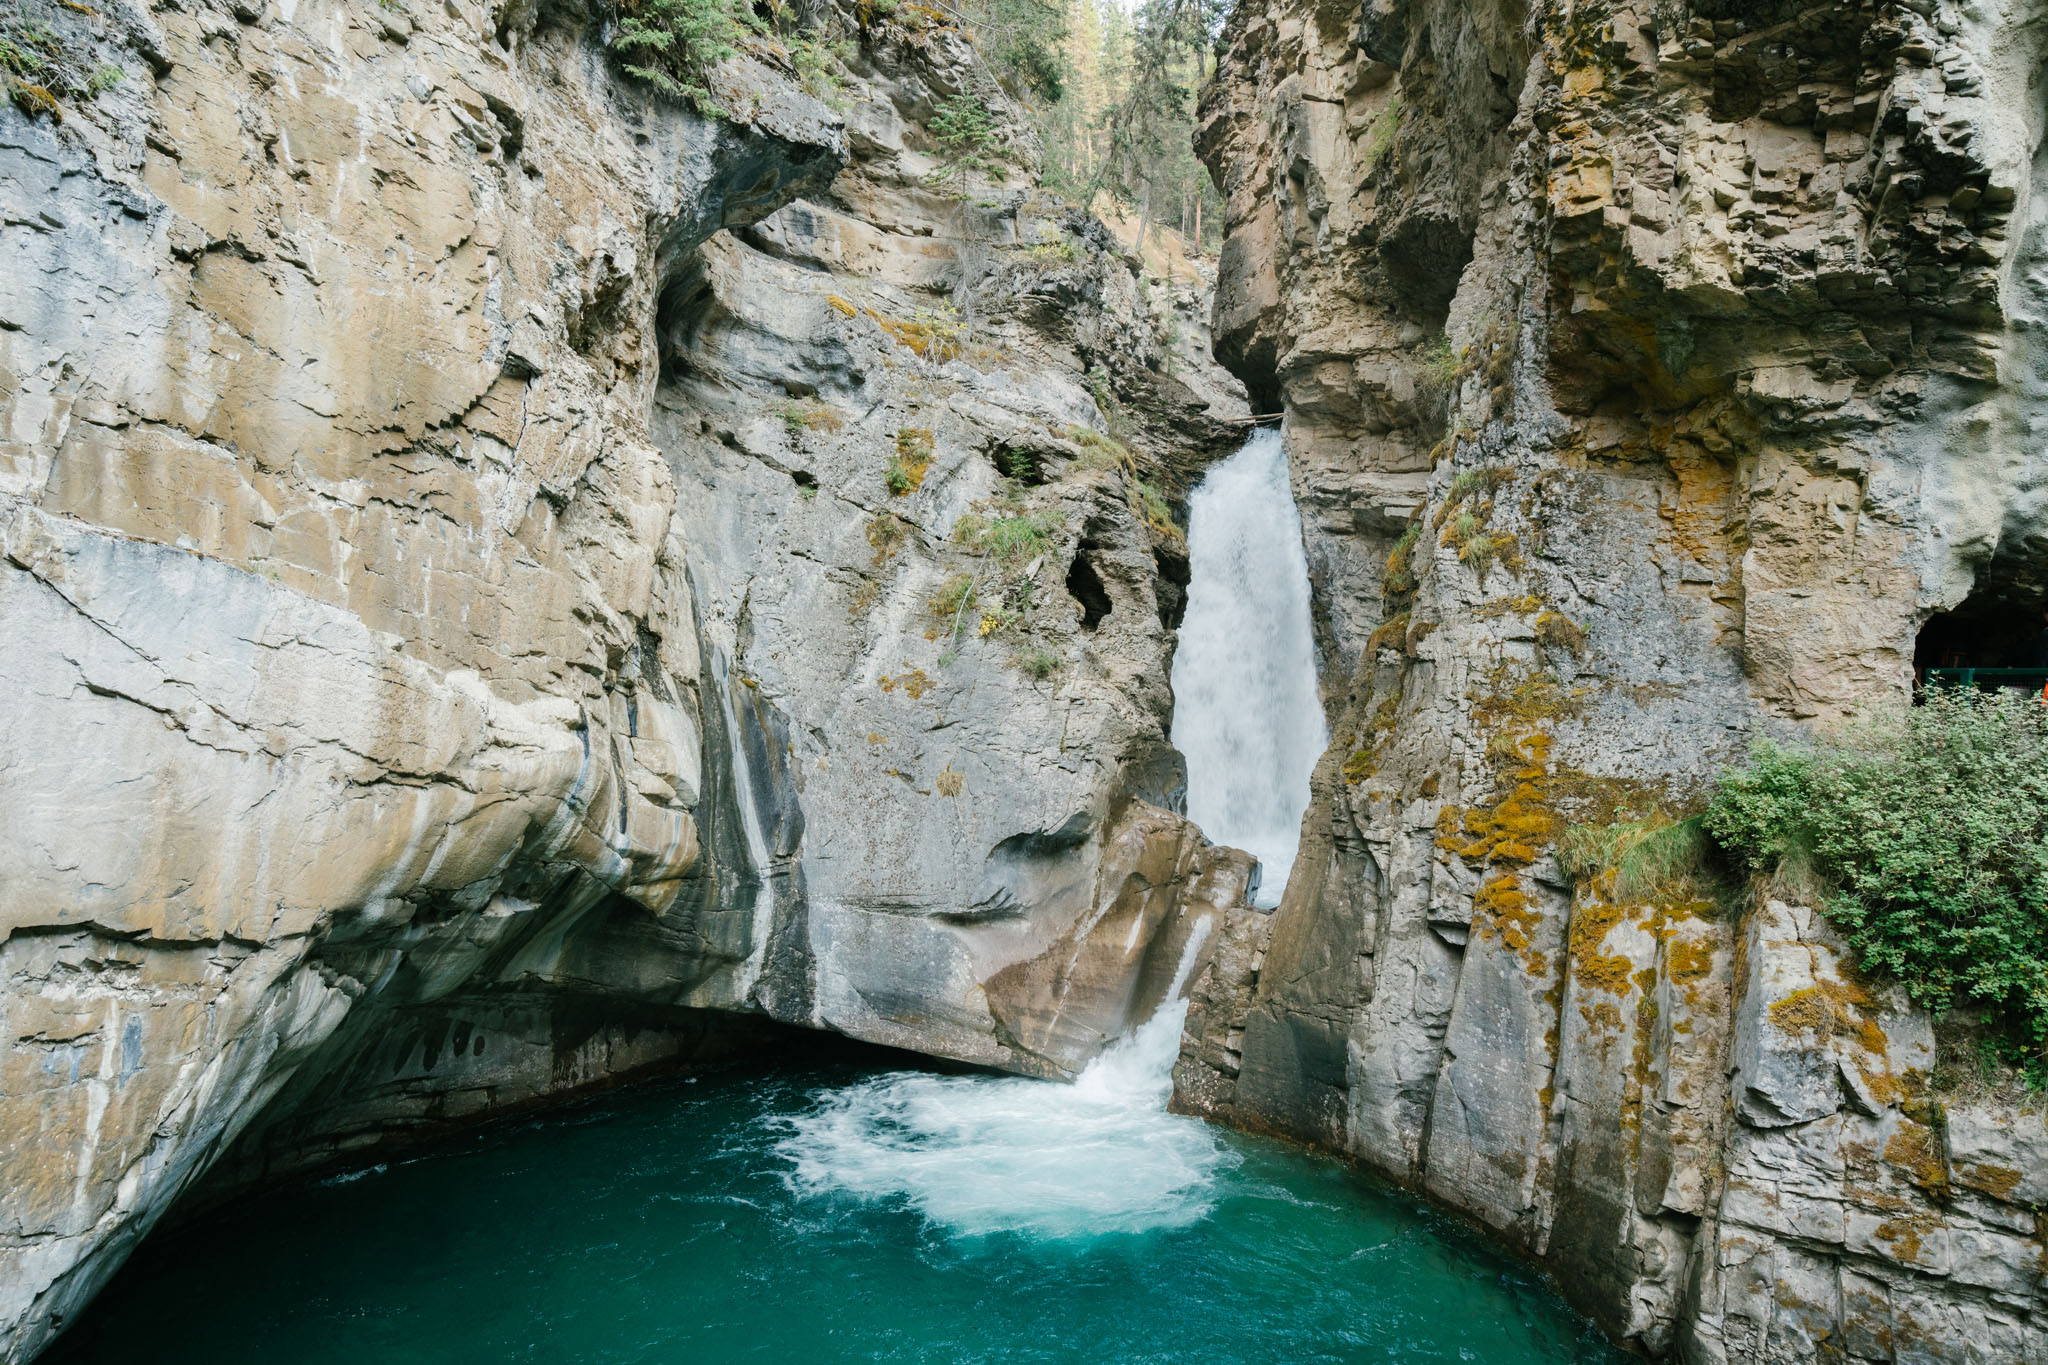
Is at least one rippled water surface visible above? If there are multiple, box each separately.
[58,1041,1624,1365]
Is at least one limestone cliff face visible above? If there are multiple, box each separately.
[1178,0,2048,1359]
[0,0,1246,1355]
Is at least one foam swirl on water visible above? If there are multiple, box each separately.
[776,1001,1234,1241]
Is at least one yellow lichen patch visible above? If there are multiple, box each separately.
[1567,895,1635,995]
[1444,781,1561,865]
[1470,666,1584,733]
[1343,686,1405,785]
[1475,874,1546,972]
[1581,999,1625,1034]
[1665,935,1715,984]
[1953,1161,2024,1200]
[1883,1120,1949,1195]
[1873,1215,1940,1263]
[827,294,858,318]
[878,667,932,700]
[1767,977,1887,1057]
[1624,972,1662,1136]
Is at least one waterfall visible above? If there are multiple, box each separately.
[774,433,1326,1240]
[776,926,1233,1239]
[1169,429,1326,907]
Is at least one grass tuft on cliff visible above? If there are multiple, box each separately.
[1703,688,2048,1086]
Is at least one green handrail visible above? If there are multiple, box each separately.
[1923,667,2048,688]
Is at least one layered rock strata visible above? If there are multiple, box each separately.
[1179,0,2048,1359]
[0,0,1247,1356]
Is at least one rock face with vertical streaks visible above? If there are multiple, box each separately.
[1175,0,2048,1359]
[0,0,1248,1356]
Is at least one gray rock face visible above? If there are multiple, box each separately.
[1180,0,2048,1358]
[0,0,1248,1357]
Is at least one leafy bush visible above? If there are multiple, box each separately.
[1704,689,2048,1076]
[610,0,763,114]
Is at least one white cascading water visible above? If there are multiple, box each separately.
[779,433,1325,1239]
[777,923,1235,1239]
[1169,428,1327,907]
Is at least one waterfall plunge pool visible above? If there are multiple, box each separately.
[53,434,1624,1364]
[54,1029,1623,1365]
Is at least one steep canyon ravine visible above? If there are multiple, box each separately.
[48,438,1619,1364]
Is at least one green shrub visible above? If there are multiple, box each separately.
[610,0,764,114]
[924,94,1006,198]
[1705,688,2048,1080]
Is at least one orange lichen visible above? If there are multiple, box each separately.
[878,667,932,700]
[1883,1120,1949,1196]
[1665,935,1715,984]
[1953,1162,2024,1200]
[1367,610,1412,658]
[1475,874,1547,973]
[827,294,858,317]
[870,310,961,362]
[1872,1216,1938,1263]
[1768,977,1888,1057]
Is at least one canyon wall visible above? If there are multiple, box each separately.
[0,0,1247,1355]
[1177,0,2048,1359]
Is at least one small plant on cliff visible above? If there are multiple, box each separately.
[3,18,121,122]
[1016,644,1058,679]
[1413,334,1460,430]
[610,0,764,114]
[1558,812,1721,907]
[1704,688,2048,1086]
[887,427,935,494]
[978,511,1057,564]
[925,93,1006,199]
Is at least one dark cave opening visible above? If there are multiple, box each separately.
[1915,584,2048,696]
[1067,552,1112,631]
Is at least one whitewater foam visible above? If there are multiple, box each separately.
[774,993,1234,1241]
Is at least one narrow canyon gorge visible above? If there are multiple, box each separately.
[2,0,2046,1360]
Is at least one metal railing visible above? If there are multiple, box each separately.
[1922,667,2048,689]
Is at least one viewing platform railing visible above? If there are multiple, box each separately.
[1922,667,2048,690]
